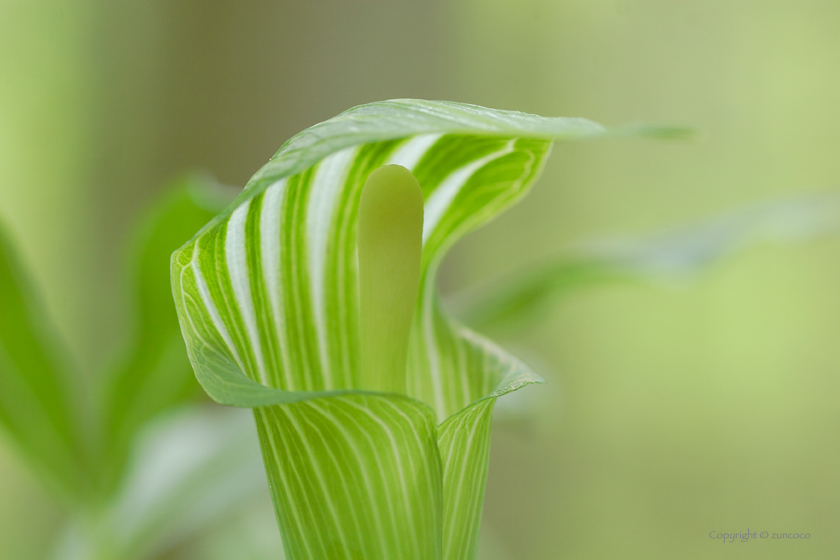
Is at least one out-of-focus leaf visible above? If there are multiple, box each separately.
[0,223,88,502]
[451,192,840,331]
[109,407,267,560]
[96,175,236,496]
[51,406,269,560]
[171,99,677,559]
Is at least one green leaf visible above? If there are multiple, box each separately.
[452,192,840,331]
[51,407,271,560]
[96,175,233,497]
[171,99,678,559]
[0,222,88,502]
[109,407,268,560]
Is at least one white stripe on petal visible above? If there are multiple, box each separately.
[385,133,442,170]
[191,250,244,371]
[423,139,516,243]
[260,178,293,388]
[307,146,358,389]
[225,199,268,383]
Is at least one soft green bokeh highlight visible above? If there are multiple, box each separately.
[0,0,95,360]
[0,2,94,557]
[2,1,840,559]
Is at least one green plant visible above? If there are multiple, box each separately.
[0,176,262,560]
[3,97,838,560]
[169,99,687,560]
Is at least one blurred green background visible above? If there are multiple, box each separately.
[2,0,839,558]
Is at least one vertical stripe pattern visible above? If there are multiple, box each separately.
[438,398,496,560]
[172,114,557,560]
[255,394,442,560]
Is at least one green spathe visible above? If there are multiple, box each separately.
[171,99,677,559]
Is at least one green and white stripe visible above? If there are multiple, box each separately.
[172,99,669,559]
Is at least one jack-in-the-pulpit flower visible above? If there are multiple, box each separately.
[170,100,671,560]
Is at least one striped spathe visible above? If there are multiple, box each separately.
[171,99,618,560]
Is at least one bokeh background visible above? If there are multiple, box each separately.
[2,0,840,558]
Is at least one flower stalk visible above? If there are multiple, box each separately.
[358,164,424,394]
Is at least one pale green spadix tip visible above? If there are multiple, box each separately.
[357,164,424,394]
